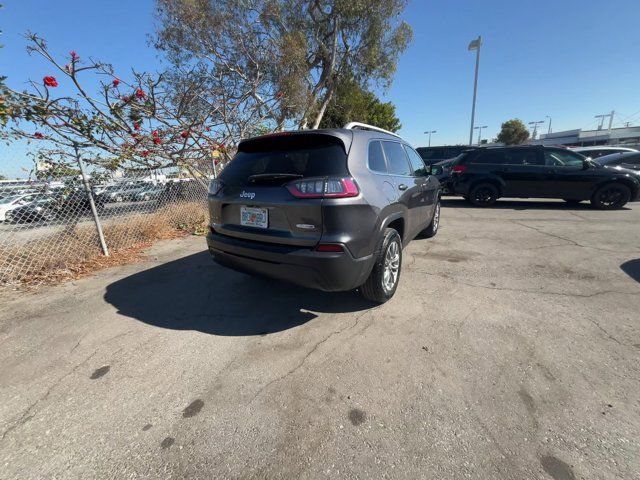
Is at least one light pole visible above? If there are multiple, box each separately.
[528,120,545,140]
[424,130,436,147]
[473,125,488,145]
[468,36,483,145]
[545,115,552,135]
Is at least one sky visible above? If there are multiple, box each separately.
[2,0,640,178]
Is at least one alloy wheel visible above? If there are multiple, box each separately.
[382,240,400,293]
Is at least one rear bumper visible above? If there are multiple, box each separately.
[206,230,374,292]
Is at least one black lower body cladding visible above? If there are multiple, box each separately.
[206,231,375,292]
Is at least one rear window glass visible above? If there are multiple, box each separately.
[368,141,387,173]
[505,150,542,165]
[470,150,507,164]
[383,141,412,176]
[417,147,446,160]
[221,135,348,186]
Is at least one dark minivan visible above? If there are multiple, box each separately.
[449,145,640,209]
[206,124,442,303]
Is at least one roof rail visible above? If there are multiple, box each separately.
[343,122,401,138]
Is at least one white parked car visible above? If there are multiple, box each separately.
[0,193,39,221]
[571,146,638,159]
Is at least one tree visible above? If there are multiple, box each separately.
[0,174,7,180]
[154,0,412,132]
[496,119,530,145]
[2,34,229,183]
[318,77,401,131]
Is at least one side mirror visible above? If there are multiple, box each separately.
[430,165,443,176]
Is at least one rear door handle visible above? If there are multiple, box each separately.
[398,184,408,191]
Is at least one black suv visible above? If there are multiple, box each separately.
[206,123,442,303]
[449,145,640,209]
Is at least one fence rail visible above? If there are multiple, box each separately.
[0,168,209,285]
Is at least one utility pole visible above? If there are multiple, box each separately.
[424,130,436,147]
[595,111,614,131]
[528,120,545,140]
[468,36,482,146]
[473,125,487,145]
[608,110,615,132]
[545,115,552,134]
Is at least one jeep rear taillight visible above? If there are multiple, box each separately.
[451,165,467,173]
[286,177,359,199]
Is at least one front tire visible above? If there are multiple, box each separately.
[360,228,402,304]
[469,183,499,207]
[590,183,630,210]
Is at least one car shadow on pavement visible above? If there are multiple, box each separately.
[441,198,631,211]
[104,250,373,336]
[620,259,640,284]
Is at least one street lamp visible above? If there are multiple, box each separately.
[468,36,483,146]
[424,130,437,147]
[473,125,488,145]
[528,120,545,140]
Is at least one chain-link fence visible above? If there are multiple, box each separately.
[0,167,209,285]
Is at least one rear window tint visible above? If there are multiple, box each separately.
[221,135,348,186]
[368,141,387,173]
[470,150,507,164]
[383,141,412,176]
[417,147,446,160]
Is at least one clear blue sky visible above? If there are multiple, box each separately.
[2,0,640,178]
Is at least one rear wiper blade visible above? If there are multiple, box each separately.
[248,173,303,183]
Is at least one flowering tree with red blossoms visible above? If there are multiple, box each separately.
[1,34,240,181]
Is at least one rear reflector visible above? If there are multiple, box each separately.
[315,244,344,253]
[451,165,467,173]
[287,177,359,199]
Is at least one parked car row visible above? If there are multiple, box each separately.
[0,180,204,224]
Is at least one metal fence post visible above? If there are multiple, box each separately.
[75,150,109,257]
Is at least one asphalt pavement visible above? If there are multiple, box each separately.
[1,198,639,479]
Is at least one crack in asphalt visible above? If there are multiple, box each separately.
[0,349,99,443]
[248,310,372,404]
[512,221,640,254]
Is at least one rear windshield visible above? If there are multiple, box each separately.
[221,135,348,186]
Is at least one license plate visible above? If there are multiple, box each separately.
[240,206,268,228]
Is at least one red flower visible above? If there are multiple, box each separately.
[33,132,45,139]
[133,122,141,131]
[219,143,226,150]
[43,76,58,88]
[113,78,120,87]
[70,51,79,61]
[205,127,211,132]
[135,88,146,99]
[276,91,283,99]
[153,137,162,145]
[141,150,150,157]
[152,130,159,137]
[180,130,189,139]
[214,159,220,165]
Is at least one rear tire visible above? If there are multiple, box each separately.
[469,183,499,207]
[419,198,440,238]
[590,183,630,210]
[360,228,402,304]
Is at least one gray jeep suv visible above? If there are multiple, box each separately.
[206,122,442,303]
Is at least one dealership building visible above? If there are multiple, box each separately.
[531,125,640,148]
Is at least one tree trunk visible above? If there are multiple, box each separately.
[311,89,333,129]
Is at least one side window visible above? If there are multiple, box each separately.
[470,150,507,164]
[505,150,542,165]
[404,145,428,176]
[621,155,640,166]
[368,141,387,173]
[382,141,412,176]
[544,149,584,167]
